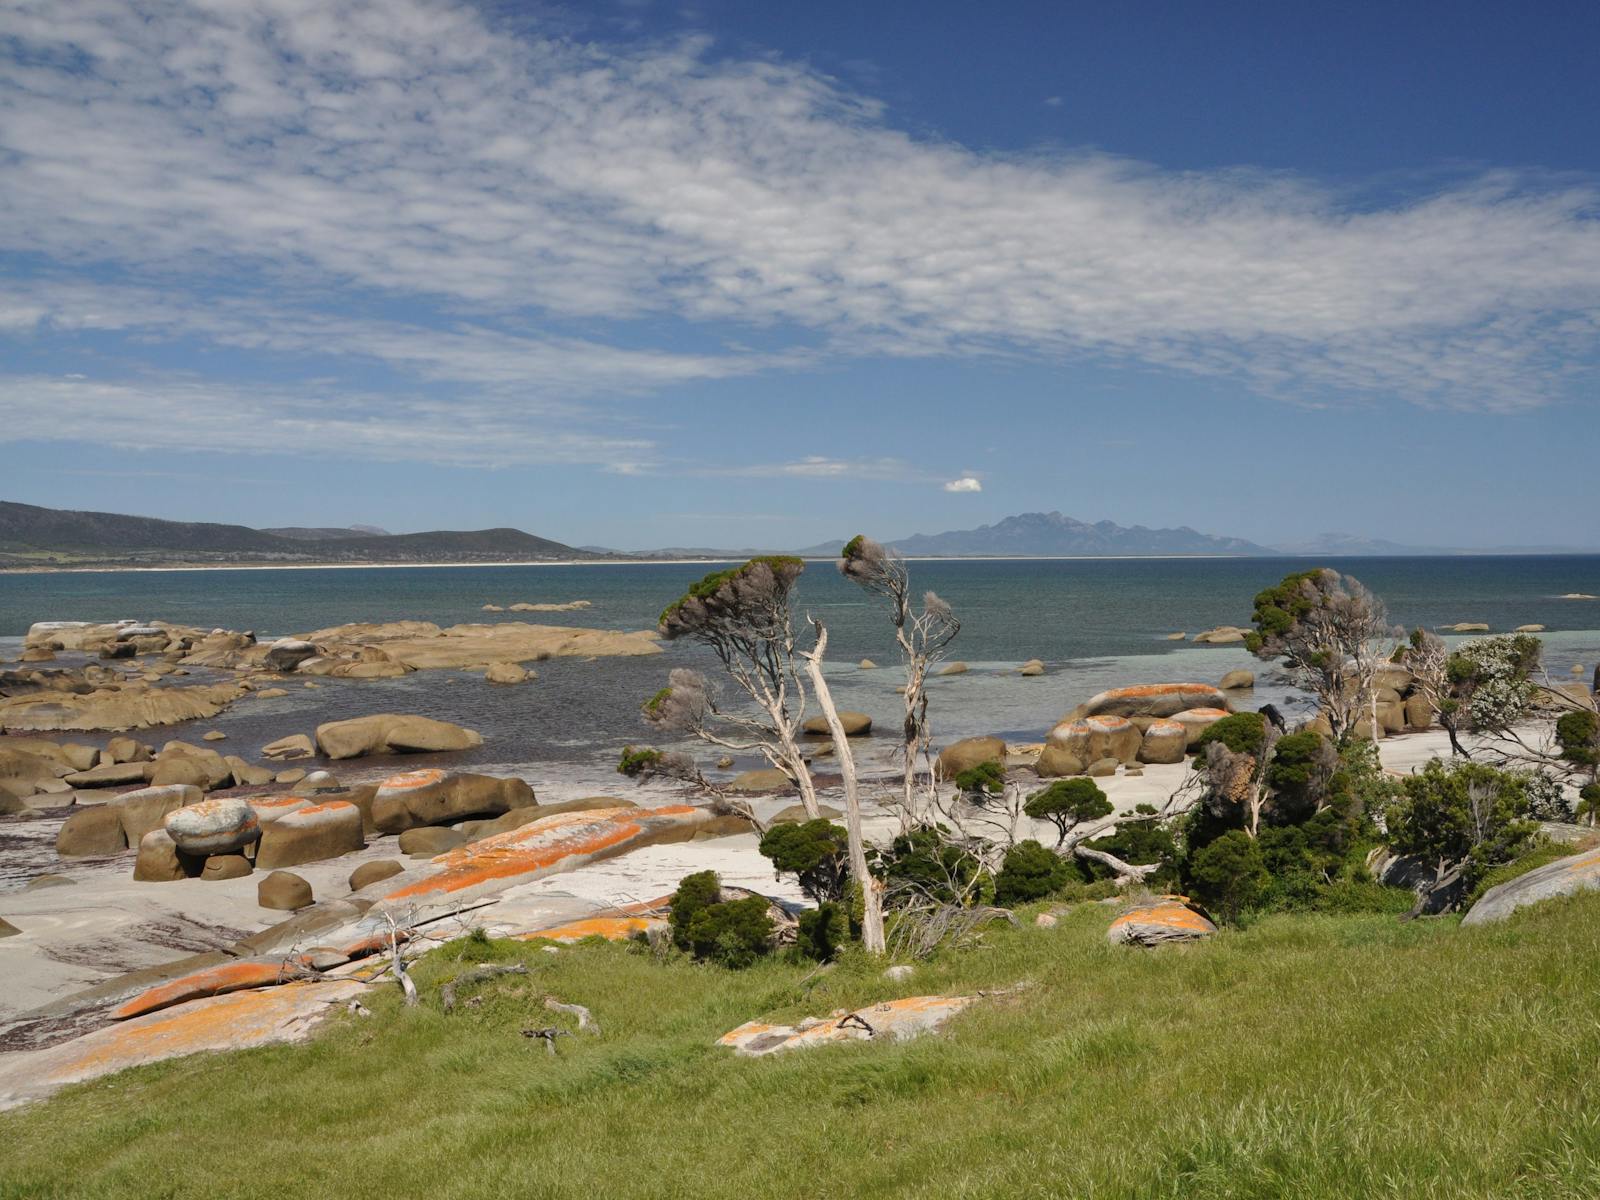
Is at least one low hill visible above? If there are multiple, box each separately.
[0,501,591,567]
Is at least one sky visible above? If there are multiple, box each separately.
[2,0,1599,551]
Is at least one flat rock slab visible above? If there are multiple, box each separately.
[512,915,664,943]
[1106,898,1216,946]
[112,959,311,1020]
[719,995,976,1056]
[0,979,362,1110]
[1462,846,1600,926]
[377,804,714,911]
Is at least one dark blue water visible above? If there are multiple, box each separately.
[5,557,1597,793]
[3,556,1598,658]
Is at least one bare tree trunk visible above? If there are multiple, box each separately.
[802,621,886,955]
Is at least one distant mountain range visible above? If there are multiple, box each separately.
[5,500,1594,570]
[0,501,589,567]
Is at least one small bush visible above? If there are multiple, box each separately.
[759,819,850,903]
[795,901,850,962]
[669,870,722,953]
[1187,828,1268,921]
[874,825,985,906]
[994,840,1073,906]
[617,746,663,777]
[1024,777,1111,846]
[683,896,774,969]
[953,760,1005,797]
[1192,711,1267,759]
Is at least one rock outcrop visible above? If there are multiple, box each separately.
[934,736,1007,780]
[719,995,976,1056]
[369,769,533,833]
[1046,716,1141,765]
[1461,847,1600,926]
[314,714,483,760]
[1106,898,1216,945]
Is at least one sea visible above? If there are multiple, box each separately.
[3,557,1598,797]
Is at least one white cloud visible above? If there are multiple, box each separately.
[943,477,983,493]
[0,0,1595,472]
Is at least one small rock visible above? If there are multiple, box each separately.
[715,756,734,769]
[132,829,189,883]
[24,874,76,890]
[275,768,307,785]
[1515,624,1546,633]
[1086,757,1120,777]
[1019,659,1045,676]
[883,964,915,981]
[858,659,877,670]
[484,661,532,685]
[262,734,315,761]
[302,770,342,793]
[202,730,226,742]
[258,870,313,910]
[1165,632,1187,641]
[1034,912,1058,928]
[938,661,969,676]
[398,826,469,857]
[802,711,871,737]
[349,859,405,891]
[201,854,253,881]
[0,918,18,938]
[1219,669,1255,691]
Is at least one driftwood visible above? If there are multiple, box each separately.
[544,996,599,1034]
[521,1027,570,1055]
[382,911,418,1007]
[441,964,528,1013]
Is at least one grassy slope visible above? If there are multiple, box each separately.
[5,896,1600,1200]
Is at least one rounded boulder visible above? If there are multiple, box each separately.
[258,870,313,911]
[255,800,365,870]
[165,797,260,856]
[935,736,1008,781]
[1137,719,1188,765]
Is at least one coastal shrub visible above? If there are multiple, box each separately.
[682,896,774,969]
[994,840,1073,906]
[1024,777,1112,847]
[1556,710,1600,769]
[953,760,1005,798]
[668,870,722,953]
[874,825,986,907]
[617,746,663,777]
[1580,783,1600,825]
[1385,759,1540,899]
[1187,828,1268,921]
[1262,730,1338,824]
[759,819,850,903]
[1191,711,1267,759]
[795,901,850,962]
[1081,813,1179,890]
[657,556,805,631]
[1443,634,1543,738]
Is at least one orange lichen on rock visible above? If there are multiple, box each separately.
[382,805,711,905]
[112,959,303,1020]
[376,768,447,792]
[1106,897,1216,946]
[0,981,363,1110]
[513,915,663,943]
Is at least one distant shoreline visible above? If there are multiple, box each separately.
[5,550,1600,575]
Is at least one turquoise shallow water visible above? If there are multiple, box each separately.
[3,556,1598,790]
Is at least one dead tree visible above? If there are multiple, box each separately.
[839,535,960,825]
[799,617,885,954]
[651,558,821,818]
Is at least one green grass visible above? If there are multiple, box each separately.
[7,896,1600,1199]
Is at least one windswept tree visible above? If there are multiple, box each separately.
[1401,627,1451,749]
[839,535,960,821]
[647,557,821,818]
[1246,568,1399,744]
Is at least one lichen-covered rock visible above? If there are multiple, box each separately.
[369,769,533,834]
[259,871,313,910]
[935,736,1007,780]
[802,711,872,736]
[1461,847,1600,926]
[254,801,364,869]
[1106,898,1216,946]
[514,915,664,943]
[111,784,203,845]
[247,795,313,825]
[1137,719,1188,765]
[113,960,303,1020]
[719,994,976,1056]
[1047,715,1142,764]
[314,714,483,760]
[379,805,714,909]
[56,805,127,857]
[1077,683,1234,719]
[165,797,260,856]
[0,979,365,1110]
[1172,707,1230,747]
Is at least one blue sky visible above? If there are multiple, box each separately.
[2,0,1598,550]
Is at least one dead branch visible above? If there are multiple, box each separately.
[544,996,600,1035]
[521,1026,570,1055]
